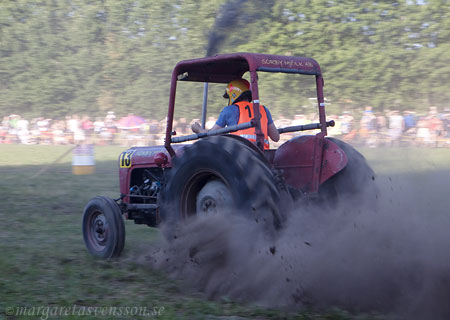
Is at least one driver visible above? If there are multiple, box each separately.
[191,79,279,149]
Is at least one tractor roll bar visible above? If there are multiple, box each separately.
[171,120,255,143]
[278,120,335,134]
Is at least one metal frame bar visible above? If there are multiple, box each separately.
[171,121,255,143]
[201,83,208,129]
[164,53,326,160]
[278,120,335,134]
[257,67,320,75]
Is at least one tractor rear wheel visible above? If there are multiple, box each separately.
[196,179,233,216]
[159,136,282,239]
[82,196,125,258]
[319,137,378,204]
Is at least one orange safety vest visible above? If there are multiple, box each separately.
[232,101,270,149]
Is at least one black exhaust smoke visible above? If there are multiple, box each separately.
[205,0,276,56]
[206,0,248,57]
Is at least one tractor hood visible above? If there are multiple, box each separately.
[119,144,186,168]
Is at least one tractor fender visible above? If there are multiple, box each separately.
[273,135,348,192]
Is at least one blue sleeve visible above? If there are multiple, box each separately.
[264,106,274,125]
[216,105,239,127]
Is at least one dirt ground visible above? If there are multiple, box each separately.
[143,169,450,320]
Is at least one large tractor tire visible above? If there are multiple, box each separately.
[159,136,282,239]
[319,137,378,205]
[82,196,125,259]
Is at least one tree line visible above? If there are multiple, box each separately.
[1,0,449,120]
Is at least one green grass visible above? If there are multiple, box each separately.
[0,144,449,320]
[0,144,125,166]
[358,147,450,174]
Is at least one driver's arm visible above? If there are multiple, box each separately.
[191,122,222,133]
[265,107,280,142]
[268,122,280,142]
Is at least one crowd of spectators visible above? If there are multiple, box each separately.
[322,106,450,148]
[1,107,450,148]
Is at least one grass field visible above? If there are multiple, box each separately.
[1,144,449,320]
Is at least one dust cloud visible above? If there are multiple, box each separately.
[143,169,450,319]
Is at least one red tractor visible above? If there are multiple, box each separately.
[82,53,375,258]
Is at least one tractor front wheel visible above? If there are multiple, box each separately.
[82,196,125,259]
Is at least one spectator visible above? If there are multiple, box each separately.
[8,114,20,143]
[375,112,388,146]
[443,111,450,147]
[16,116,30,144]
[290,114,308,138]
[52,120,67,145]
[403,110,416,132]
[105,111,116,124]
[340,111,356,142]
[81,116,94,134]
[176,118,189,135]
[388,110,404,146]
[67,115,80,134]
[327,114,342,137]
[416,116,431,146]
[291,114,308,126]
[359,106,376,147]
[427,107,443,147]
[2,107,449,147]
[274,114,291,128]
[0,116,9,143]
[93,117,105,135]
